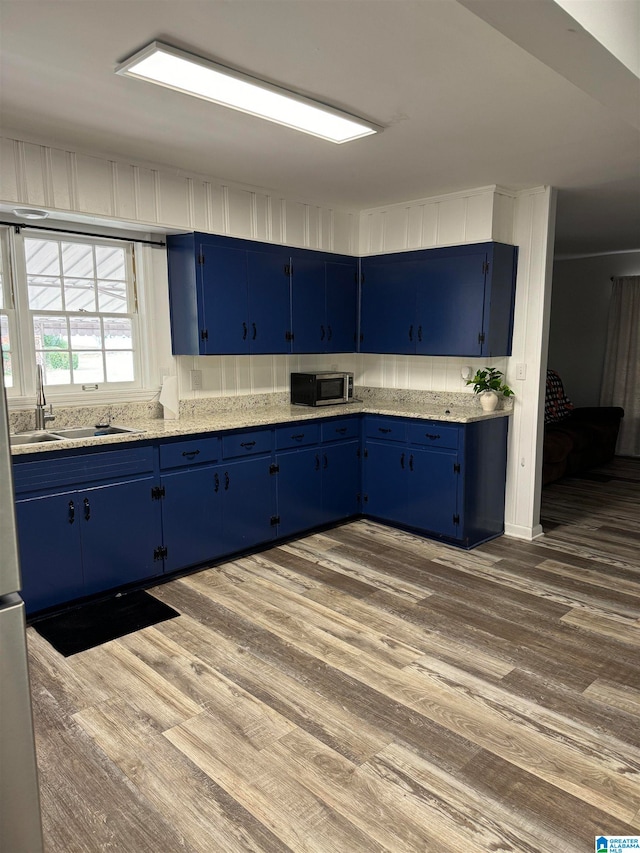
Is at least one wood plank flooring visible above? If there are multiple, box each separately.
[27,457,640,852]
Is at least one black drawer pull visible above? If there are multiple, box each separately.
[327,325,332,340]
[68,500,75,524]
[418,325,423,342]
[323,453,328,469]
[182,449,201,458]
[409,454,414,472]
[400,452,405,469]
[409,324,414,342]
[336,427,347,434]
[378,427,392,434]
[224,472,230,490]
[83,497,91,521]
[320,325,325,341]
[240,441,256,449]
[214,473,220,493]
[252,322,257,340]
[291,433,305,441]
[242,322,248,340]
[425,433,441,440]
[315,454,320,471]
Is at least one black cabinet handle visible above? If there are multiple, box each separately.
[240,440,256,449]
[378,427,392,434]
[323,454,328,469]
[242,322,248,340]
[83,497,91,521]
[291,433,305,441]
[224,472,230,490]
[68,500,75,524]
[320,325,325,341]
[425,433,440,441]
[315,454,320,471]
[327,325,332,341]
[409,324,414,342]
[214,473,220,493]
[409,454,414,472]
[252,322,257,340]
[400,452,405,469]
[418,325,423,342]
[182,449,200,458]
[336,427,347,435]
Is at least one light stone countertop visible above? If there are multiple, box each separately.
[10,389,512,457]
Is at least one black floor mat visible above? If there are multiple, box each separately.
[33,590,179,657]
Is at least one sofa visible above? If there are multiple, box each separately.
[542,370,624,486]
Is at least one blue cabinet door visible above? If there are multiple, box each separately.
[15,491,84,614]
[415,253,486,356]
[325,260,358,353]
[276,447,323,537]
[247,250,291,354]
[363,442,408,524]
[80,478,162,596]
[221,456,276,553]
[360,259,418,353]
[406,448,459,538]
[161,466,224,573]
[321,440,360,524]
[290,254,326,353]
[200,243,250,354]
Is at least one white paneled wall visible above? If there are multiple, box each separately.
[0,135,358,254]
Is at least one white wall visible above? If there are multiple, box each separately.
[548,252,640,406]
[0,133,555,540]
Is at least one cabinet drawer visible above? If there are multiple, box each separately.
[365,416,407,442]
[12,446,154,495]
[222,429,272,458]
[275,423,320,450]
[159,436,220,470]
[408,422,459,449]
[321,417,359,443]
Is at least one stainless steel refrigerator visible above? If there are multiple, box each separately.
[0,370,43,851]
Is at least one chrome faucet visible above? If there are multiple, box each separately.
[35,364,55,430]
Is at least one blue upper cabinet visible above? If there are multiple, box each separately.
[167,233,292,355]
[290,249,357,353]
[360,242,517,357]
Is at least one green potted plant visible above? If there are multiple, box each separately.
[466,367,513,412]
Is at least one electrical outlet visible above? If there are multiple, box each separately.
[516,363,527,380]
[190,369,203,390]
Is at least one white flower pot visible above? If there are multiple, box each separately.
[480,390,499,412]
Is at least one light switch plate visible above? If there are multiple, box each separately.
[190,369,203,390]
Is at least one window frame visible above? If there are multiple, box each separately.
[1,224,159,407]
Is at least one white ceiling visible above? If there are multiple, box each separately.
[1,0,638,256]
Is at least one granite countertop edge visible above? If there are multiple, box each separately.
[11,401,511,456]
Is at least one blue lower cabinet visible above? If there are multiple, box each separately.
[160,466,224,573]
[80,478,161,596]
[15,474,161,615]
[275,448,323,537]
[220,456,276,554]
[321,441,360,524]
[363,442,408,525]
[15,490,85,614]
[405,448,459,538]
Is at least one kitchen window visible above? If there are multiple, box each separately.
[1,226,149,401]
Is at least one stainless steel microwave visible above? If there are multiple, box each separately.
[290,372,354,406]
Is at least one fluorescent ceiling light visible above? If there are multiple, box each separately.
[13,208,49,220]
[116,41,381,144]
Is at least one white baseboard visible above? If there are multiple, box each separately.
[503,522,544,541]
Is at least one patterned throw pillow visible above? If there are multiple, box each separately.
[545,369,574,424]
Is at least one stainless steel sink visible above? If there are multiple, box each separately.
[10,431,62,446]
[50,425,145,439]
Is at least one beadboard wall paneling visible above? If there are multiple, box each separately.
[0,135,358,252]
[358,186,498,255]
